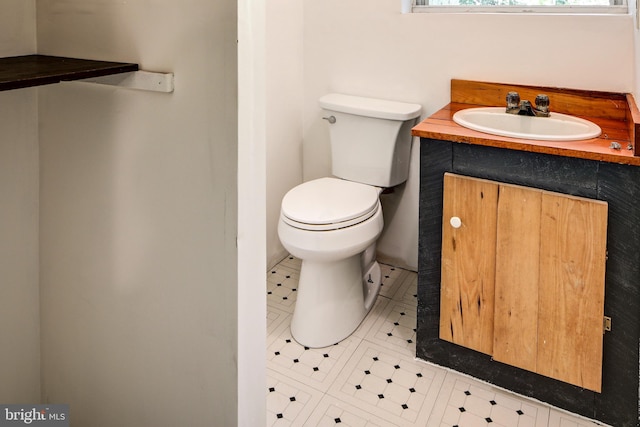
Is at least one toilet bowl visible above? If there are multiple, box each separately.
[278,177,384,348]
[277,93,422,348]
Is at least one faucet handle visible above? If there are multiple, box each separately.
[535,94,550,113]
[506,92,520,109]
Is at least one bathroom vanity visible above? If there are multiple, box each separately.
[413,80,640,427]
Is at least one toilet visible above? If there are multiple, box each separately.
[277,93,422,348]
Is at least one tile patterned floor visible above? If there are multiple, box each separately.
[267,256,608,427]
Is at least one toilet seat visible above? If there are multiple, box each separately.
[281,177,380,231]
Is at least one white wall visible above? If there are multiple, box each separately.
[634,0,640,98]
[265,0,305,269]
[302,1,635,270]
[238,0,268,424]
[36,1,241,425]
[0,0,40,404]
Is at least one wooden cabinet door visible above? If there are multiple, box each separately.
[493,184,542,373]
[536,192,608,392]
[493,185,608,393]
[440,174,497,355]
[441,173,607,392]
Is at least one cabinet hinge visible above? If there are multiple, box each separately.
[603,316,612,332]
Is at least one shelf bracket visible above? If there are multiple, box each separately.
[64,70,174,93]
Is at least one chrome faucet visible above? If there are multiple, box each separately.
[505,92,550,117]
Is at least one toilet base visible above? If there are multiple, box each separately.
[290,255,381,348]
[363,261,381,312]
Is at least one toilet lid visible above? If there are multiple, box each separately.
[281,177,380,229]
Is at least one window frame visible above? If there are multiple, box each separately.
[412,0,628,13]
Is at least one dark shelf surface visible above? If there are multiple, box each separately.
[0,55,139,91]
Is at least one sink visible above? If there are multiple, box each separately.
[452,107,602,141]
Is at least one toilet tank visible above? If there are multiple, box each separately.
[319,93,422,188]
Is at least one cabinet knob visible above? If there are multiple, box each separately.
[450,216,462,228]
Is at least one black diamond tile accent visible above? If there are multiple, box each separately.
[293,359,299,363]
[373,357,379,361]
[292,288,297,291]
[267,291,272,295]
[282,297,288,300]
[416,372,422,377]
[387,332,393,337]
[517,410,524,415]
[355,385,362,390]
[386,378,392,383]
[276,283,282,287]
[459,407,466,412]
[400,312,406,316]
[378,394,385,399]
[323,353,329,358]
[409,387,416,393]
[486,417,493,423]
[402,404,408,409]
[277,413,283,419]
[394,322,400,326]
[407,339,413,343]
[313,367,319,372]
[271,271,276,274]
[334,418,341,424]
[490,400,497,405]
[304,346,310,350]
[274,351,280,356]
[286,275,291,278]
[286,339,291,343]
[364,370,371,375]
[268,387,275,392]
[289,396,296,402]
[464,390,471,396]
[395,365,401,369]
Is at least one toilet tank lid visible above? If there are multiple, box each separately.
[319,93,422,121]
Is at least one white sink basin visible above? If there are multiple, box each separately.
[452,107,602,142]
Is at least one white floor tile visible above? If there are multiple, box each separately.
[429,371,553,427]
[268,306,292,346]
[267,321,361,393]
[327,341,446,426]
[384,270,418,307]
[305,395,400,427]
[548,409,608,427]
[279,255,302,271]
[266,255,609,427]
[267,262,300,313]
[379,263,410,299]
[267,368,323,426]
[365,299,417,357]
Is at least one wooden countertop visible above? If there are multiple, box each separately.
[412,80,640,166]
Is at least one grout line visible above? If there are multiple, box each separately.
[266,256,606,427]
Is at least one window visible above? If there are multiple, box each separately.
[413,0,627,13]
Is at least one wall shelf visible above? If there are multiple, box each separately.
[0,55,139,91]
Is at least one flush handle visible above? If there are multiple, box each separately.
[450,216,462,229]
[323,115,336,124]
